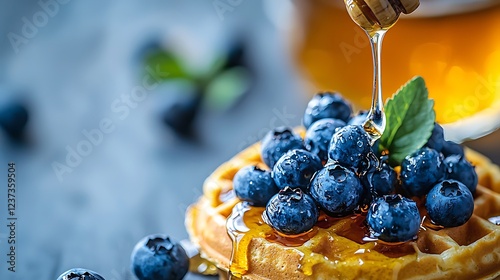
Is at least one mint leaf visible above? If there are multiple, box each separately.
[145,49,190,81]
[380,76,435,165]
[204,67,251,111]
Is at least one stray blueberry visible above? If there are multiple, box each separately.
[131,234,189,280]
[328,125,372,170]
[367,195,421,242]
[425,180,474,228]
[400,147,445,197]
[347,110,368,126]
[304,118,346,162]
[303,92,352,128]
[362,162,397,197]
[56,268,105,280]
[272,149,323,192]
[310,164,364,216]
[444,155,478,194]
[162,91,202,137]
[425,123,445,152]
[233,166,279,207]
[441,140,465,158]
[0,102,29,139]
[264,187,319,235]
[261,127,304,168]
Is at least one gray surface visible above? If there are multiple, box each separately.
[0,1,499,280]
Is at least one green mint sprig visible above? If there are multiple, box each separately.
[379,76,435,166]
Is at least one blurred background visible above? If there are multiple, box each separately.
[0,0,499,279]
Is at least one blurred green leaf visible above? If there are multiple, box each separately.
[205,67,251,111]
[145,49,189,81]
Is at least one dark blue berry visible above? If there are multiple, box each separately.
[310,164,364,216]
[162,90,202,137]
[264,187,319,235]
[328,125,372,170]
[400,147,445,197]
[233,166,279,206]
[303,92,352,128]
[131,234,189,280]
[425,180,474,228]
[57,268,105,280]
[304,118,346,162]
[272,149,322,192]
[362,162,397,197]
[444,155,478,194]
[347,110,368,126]
[261,127,304,168]
[0,102,29,139]
[442,140,465,158]
[425,123,445,152]
[367,195,421,242]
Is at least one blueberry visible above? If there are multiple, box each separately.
[425,180,474,228]
[272,149,323,192]
[162,91,202,137]
[56,268,105,280]
[261,127,304,168]
[310,164,364,216]
[442,140,465,158]
[264,187,319,235]
[304,118,346,162]
[131,234,189,280]
[0,102,29,139]
[444,155,478,194]
[328,125,372,170]
[425,123,445,152]
[233,166,279,206]
[347,110,368,126]
[303,92,352,128]
[400,147,446,197]
[367,195,421,242]
[362,162,397,197]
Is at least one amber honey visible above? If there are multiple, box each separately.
[295,1,500,125]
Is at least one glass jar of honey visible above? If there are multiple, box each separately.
[293,0,500,140]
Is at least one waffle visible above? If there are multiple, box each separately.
[185,140,500,280]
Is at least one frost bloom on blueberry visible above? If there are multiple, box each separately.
[303,92,352,128]
[425,180,474,228]
[260,127,304,168]
[272,149,323,192]
[131,234,189,280]
[304,118,346,162]
[400,147,445,197]
[264,187,319,235]
[310,164,364,216]
[328,125,372,170]
[233,165,279,206]
[56,268,105,280]
[367,195,421,243]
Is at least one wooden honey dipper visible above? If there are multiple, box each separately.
[345,0,420,32]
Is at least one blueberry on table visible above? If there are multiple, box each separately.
[233,165,279,207]
[362,162,397,197]
[441,140,465,158]
[367,195,421,243]
[272,149,323,192]
[425,123,445,152]
[304,118,346,162]
[425,180,474,228]
[264,187,319,235]
[328,125,372,170]
[0,102,29,139]
[303,92,352,128]
[310,164,364,216]
[56,268,105,280]
[444,155,478,194]
[131,234,189,280]
[400,147,446,197]
[261,127,304,168]
[162,92,202,137]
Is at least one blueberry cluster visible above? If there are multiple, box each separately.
[233,93,478,243]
